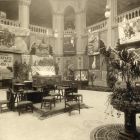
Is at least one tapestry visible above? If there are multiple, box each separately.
[89,55,100,70]
[0,53,13,79]
[30,42,53,56]
[119,17,140,44]
[31,55,54,66]
[31,55,55,76]
[63,57,76,80]
[88,31,99,55]
[63,34,76,55]
[0,27,28,53]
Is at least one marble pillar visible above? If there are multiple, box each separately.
[53,13,64,56]
[18,0,31,29]
[75,10,86,55]
[106,0,117,48]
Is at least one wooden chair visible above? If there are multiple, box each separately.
[0,100,10,113]
[70,83,83,102]
[0,89,12,113]
[16,89,33,116]
[49,90,62,102]
[41,96,55,110]
[41,87,55,110]
[64,87,80,115]
[17,101,33,116]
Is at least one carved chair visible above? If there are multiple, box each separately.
[64,87,80,115]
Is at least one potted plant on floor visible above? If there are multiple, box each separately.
[101,44,140,139]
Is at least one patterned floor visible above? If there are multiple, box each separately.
[90,124,140,140]
[90,124,125,140]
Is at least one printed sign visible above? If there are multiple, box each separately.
[119,17,140,44]
[0,53,13,79]
[0,53,13,67]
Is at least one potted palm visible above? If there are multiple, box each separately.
[100,44,140,139]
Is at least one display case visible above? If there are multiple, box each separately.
[74,69,88,89]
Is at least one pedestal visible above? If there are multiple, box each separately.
[119,111,140,140]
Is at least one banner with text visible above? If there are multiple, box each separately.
[0,53,13,79]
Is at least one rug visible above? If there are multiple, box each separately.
[90,124,140,140]
[38,103,92,120]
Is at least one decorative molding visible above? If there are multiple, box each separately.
[52,12,64,16]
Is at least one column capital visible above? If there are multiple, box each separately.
[52,12,64,16]
[19,0,31,6]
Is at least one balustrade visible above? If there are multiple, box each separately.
[0,18,20,27]
[87,6,140,33]
[29,25,53,35]
[87,20,107,33]
[64,29,75,35]
[117,7,140,23]
[0,6,140,37]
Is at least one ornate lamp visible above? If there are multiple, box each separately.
[105,5,111,18]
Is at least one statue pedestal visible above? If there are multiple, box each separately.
[119,111,140,140]
[111,99,140,140]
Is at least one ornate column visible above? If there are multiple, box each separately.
[105,0,117,48]
[18,0,31,29]
[53,12,64,56]
[75,10,86,55]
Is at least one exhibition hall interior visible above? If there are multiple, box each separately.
[1,0,140,140]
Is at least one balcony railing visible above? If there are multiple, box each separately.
[0,18,20,27]
[87,20,107,33]
[64,29,75,35]
[0,18,53,36]
[116,7,140,23]
[87,6,140,32]
[0,6,140,36]
[29,24,53,36]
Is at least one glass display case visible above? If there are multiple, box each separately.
[74,69,88,89]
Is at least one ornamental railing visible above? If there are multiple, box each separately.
[0,18,20,27]
[116,7,140,23]
[29,24,53,35]
[0,18,53,36]
[87,6,140,32]
[87,20,107,32]
[64,29,75,35]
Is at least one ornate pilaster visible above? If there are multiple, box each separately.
[53,13,64,56]
[19,0,31,6]
[18,0,31,29]
[106,0,117,48]
[75,8,87,55]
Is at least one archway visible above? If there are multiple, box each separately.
[64,6,75,30]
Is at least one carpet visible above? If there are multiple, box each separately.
[37,103,92,120]
[90,124,140,140]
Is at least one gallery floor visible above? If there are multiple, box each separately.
[0,89,140,140]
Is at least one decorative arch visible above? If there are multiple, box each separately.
[63,5,76,14]
[64,6,75,29]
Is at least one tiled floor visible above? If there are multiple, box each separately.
[0,89,140,140]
